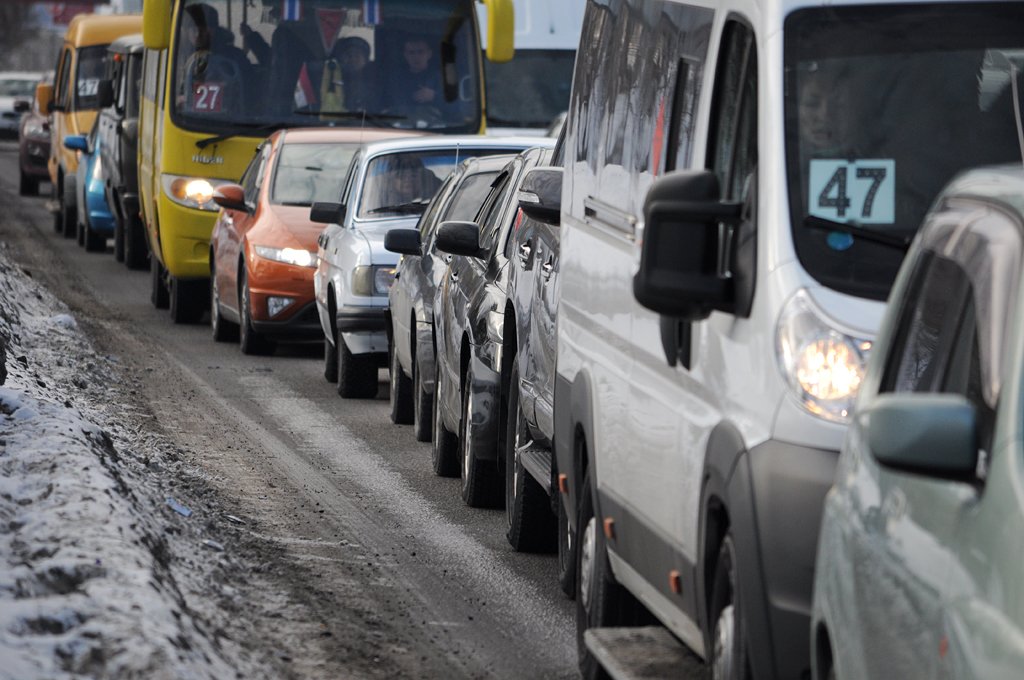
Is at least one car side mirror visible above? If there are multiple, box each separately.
[63,135,88,152]
[310,201,346,224]
[865,394,979,480]
[384,228,422,256]
[97,79,115,109]
[633,170,742,320]
[518,166,562,226]
[436,221,485,258]
[35,83,53,115]
[14,100,30,113]
[213,183,247,212]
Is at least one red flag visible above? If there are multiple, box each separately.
[315,8,346,54]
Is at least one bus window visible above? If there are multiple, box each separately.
[171,0,482,133]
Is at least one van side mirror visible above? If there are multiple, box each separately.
[865,394,979,480]
[518,167,562,226]
[63,135,88,152]
[633,170,742,320]
[212,183,247,212]
[35,83,53,115]
[97,79,115,108]
[384,228,422,256]
[310,201,346,224]
[436,221,485,258]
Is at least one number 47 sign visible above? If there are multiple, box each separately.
[809,159,895,225]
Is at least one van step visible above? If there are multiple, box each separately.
[518,442,551,494]
[584,627,704,680]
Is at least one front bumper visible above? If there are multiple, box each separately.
[251,300,323,340]
[466,349,502,462]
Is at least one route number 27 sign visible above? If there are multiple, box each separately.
[808,159,895,224]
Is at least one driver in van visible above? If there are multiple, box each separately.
[178,3,249,114]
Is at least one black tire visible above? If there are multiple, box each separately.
[150,254,169,309]
[336,334,377,398]
[324,337,338,382]
[19,172,38,197]
[170,276,207,324]
[459,361,502,508]
[576,468,646,680]
[505,358,555,551]
[210,263,239,343]
[412,352,432,442]
[389,340,414,424]
[84,220,105,252]
[53,177,64,233]
[76,214,86,246]
[710,534,753,680]
[62,177,77,239]
[124,216,148,270]
[113,213,126,262]
[239,267,275,355]
[558,491,577,598]
[431,357,459,477]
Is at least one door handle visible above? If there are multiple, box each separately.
[449,270,459,284]
[541,259,554,281]
[518,241,532,267]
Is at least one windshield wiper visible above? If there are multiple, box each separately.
[196,123,281,149]
[366,200,430,215]
[293,110,407,125]
[487,116,546,127]
[803,215,911,251]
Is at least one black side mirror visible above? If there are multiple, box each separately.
[384,228,422,256]
[13,100,30,113]
[310,201,346,224]
[436,221,484,258]
[633,170,742,320]
[97,79,115,109]
[518,166,562,226]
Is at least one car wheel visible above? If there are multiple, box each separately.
[124,216,148,270]
[19,171,38,197]
[210,264,238,343]
[170,276,206,325]
[505,357,555,551]
[576,467,647,680]
[61,177,76,239]
[324,336,338,382]
[113,215,126,262]
[710,534,752,680]
[458,360,501,508]
[53,178,63,233]
[335,334,377,398]
[389,340,414,424]
[84,219,105,252]
[558,490,576,598]
[239,267,274,355]
[431,356,459,477]
[150,254,169,309]
[412,353,432,442]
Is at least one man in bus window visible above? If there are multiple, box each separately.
[178,3,248,114]
[392,38,442,109]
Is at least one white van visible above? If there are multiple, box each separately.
[476,0,585,135]
[554,0,1024,678]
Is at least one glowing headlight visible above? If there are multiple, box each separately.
[776,290,872,423]
[161,174,231,211]
[352,265,396,296]
[254,245,316,268]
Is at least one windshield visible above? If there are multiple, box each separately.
[271,142,358,206]
[76,46,109,109]
[172,0,481,134]
[483,49,575,128]
[0,79,38,97]
[785,4,1024,300]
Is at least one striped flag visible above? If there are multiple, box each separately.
[283,0,302,21]
[362,0,381,25]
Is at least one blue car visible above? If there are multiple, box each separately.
[64,125,114,252]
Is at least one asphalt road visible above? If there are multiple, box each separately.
[0,142,585,679]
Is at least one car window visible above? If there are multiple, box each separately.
[443,171,500,222]
[271,142,358,207]
[56,48,72,107]
[239,146,263,204]
[76,45,109,110]
[476,171,512,251]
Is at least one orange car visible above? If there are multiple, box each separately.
[210,127,419,355]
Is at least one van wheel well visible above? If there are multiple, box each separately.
[703,495,730,629]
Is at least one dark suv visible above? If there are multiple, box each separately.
[97,33,146,269]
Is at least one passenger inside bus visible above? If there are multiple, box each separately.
[178,3,249,115]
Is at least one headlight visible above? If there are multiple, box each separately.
[776,289,872,423]
[24,122,48,140]
[267,296,295,317]
[352,265,396,296]
[254,245,316,268]
[161,174,233,212]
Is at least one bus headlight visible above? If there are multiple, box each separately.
[776,289,872,423]
[162,174,231,211]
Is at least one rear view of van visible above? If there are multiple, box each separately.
[554,0,1024,678]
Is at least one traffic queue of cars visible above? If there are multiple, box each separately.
[21,1,1024,680]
